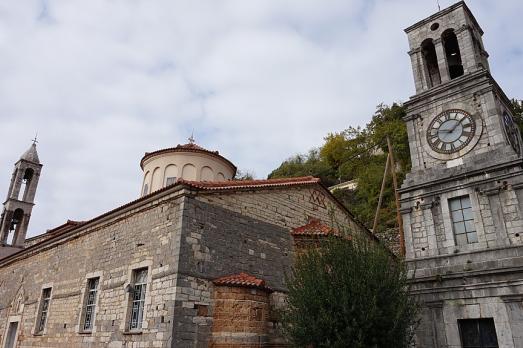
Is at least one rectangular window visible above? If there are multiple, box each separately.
[129,268,148,331]
[449,195,477,245]
[165,177,177,186]
[458,318,498,348]
[82,277,100,332]
[36,288,52,334]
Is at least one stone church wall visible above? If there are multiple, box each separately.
[0,183,371,348]
[170,198,292,347]
[194,186,368,238]
[0,191,186,348]
[168,186,372,347]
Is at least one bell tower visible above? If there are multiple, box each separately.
[0,142,42,252]
[401,2,523,347]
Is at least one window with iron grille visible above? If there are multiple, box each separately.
[458,318,498,348]
[129,268,148,331]
[82,277,100,332]
[36,288,52,334]
[449,195,478,245]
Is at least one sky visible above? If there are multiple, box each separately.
[0,0,521,237]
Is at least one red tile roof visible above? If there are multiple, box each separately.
[140,143,237,173]
[291,218,339,237]
[177,176,320,191]
[213,272,272,291]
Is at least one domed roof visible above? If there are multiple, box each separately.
[140,142,237,173]
[20,143,40,164]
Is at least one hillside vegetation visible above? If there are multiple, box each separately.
[269,99,523,242]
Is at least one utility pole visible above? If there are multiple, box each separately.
[372,153,390,233]
[386,136,405,257]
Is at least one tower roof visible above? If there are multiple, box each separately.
[404,1,483,35]
[20,143,40,164]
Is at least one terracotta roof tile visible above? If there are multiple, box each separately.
[291,218,339,237]
[177,176,320,191]
[213,272,271,291]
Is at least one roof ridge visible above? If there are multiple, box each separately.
[177,176,320,190]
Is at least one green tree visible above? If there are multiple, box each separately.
[512,99,523,135]
[268,149,337,186]
[283,236,418,348]
[234,169,255,181]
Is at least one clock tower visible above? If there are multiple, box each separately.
[401,2,523,347]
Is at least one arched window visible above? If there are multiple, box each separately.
[6,209,24,245]
[19,168,34,201]
[421,39,441,88]
[143,184,149,196]
[442,29,464,79]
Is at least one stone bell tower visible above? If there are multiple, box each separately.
[400,2,523,347]
[0,142,42,257]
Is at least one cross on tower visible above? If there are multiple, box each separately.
[31,133,39,145]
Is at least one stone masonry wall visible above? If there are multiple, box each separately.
[168,185,372,347]
[170,198,292,347]
[194,185,368,238]
[0,191,185,348]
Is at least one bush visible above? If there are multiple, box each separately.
[283,236,418,348]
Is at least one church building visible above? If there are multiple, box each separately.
[1,1,522,347]
[0,140,371,348]
[401,2,523,347]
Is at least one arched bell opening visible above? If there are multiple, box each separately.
[421,38,441,88]
[442,29,464,79]
[6,208,25,245]
[19,168,34,202]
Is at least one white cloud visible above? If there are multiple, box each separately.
[0,0,521,236]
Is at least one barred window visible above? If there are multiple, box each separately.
[36,288,52,334]
[449,195,477,245]
[82,277,100,331]
[458,318,498,348]
[129,268,148,331]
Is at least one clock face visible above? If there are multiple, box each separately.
[503,112,521,155]
[427,109,476,154]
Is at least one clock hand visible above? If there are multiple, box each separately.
[439,120,461,134]
[449,120,462,132]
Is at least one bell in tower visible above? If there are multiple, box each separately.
[0,141,42,258]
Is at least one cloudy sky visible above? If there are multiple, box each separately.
[0,0,521,237]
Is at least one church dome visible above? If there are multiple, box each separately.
[139,141,237,196]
